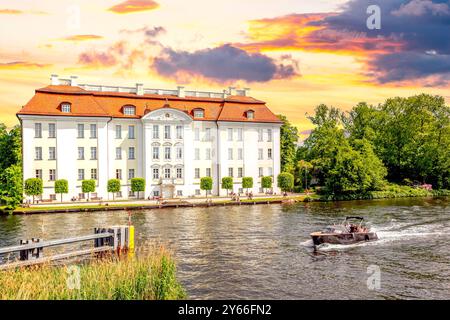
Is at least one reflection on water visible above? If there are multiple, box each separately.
[0,197,449,299]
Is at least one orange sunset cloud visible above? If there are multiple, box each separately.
[108,0,159,14]
[58,35,104,42]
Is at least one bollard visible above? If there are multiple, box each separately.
[94,225,135,254]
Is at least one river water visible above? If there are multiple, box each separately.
[1,197,449,299]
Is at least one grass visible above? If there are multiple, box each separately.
[0,246,187,300]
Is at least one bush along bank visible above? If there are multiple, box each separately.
[318,184,450,201]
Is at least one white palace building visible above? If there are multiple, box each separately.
[17,75,282,202]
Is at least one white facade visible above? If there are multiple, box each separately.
[19,112,281,201]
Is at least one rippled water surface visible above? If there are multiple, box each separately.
[1,197,449,299]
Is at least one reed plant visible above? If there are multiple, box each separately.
[0,246,186,300]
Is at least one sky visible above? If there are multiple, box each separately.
[1,0,450,134]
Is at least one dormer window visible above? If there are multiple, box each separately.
[246,110,255,119]
[61,102,71,113]
[193,109,204,118]
[123,105,136,115]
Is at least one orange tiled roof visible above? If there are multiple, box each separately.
[17,85,282,123]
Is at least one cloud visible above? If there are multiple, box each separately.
[78,52,117,67]
[153,44,299,83]
[120,25,166,44]
[392,0,450,16]
[237,1,450,85]
[59,35,103,42]
[0,61,51,69]
[0,9,47,15]
[108,0,159,14]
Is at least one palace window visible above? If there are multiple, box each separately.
[123,105,136,115]
[35,147,42,160]
[176,147,183,159]
[194,128,200,141]
[153,147,159,160]
[205,148,211,160]
[49,169,56,181]
[258,129,263,142]
[48,123,56,138]
[153,125,159,139]
[35,169,42,179]
[128,125,135,139]
[268,148,273,160]
[49,147,56,160]
[267,129,272,142]
[176,168,183,179]
[164,147,171,160]
[61,103,71,113]
[164,125,171,139]
[193,109,204,118]
[246,110,255,119]
[227,128,233,141]
[78,147,84,160]
[228,148,233,160]
[35,123,42,138]
[238,167,243,178]
[164,168,171,179]
[115,125,122,139]
[258,148,263,160]
[228,167,233,177]
[116,147,122,160]
[91,168,97,180]
[128,147,135,160]
[206,168,211,177]
[116,169,122,180]
[77,124,84,138]
[259,167,263,177]
[268,167,273,176]
[205,128,211,141]
[90,124,97,138]
[194,168,200,179]
[153,168,159,179]
[91,147,97,160]
[176,126,183,139]
[238,148,243,160]
[78,169,85,181]
[128,169,135,180]
[237,128,243,141]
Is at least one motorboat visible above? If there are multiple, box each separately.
[310,216,378,246]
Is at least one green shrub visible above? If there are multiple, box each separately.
[54,179,68,202]
[221,177,233,195]
[24,178,43,204]
[131,178,145,199]
[277,172,294,193]
[107,179,121,200]
[81,180,96,201]
[200,177,213,198]
[242,177,253,193]
[261,176,272,193]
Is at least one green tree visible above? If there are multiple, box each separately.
[278,115,299,174]
[200,177,213,199]
[242,177,253,194]
[261,176,272,193]
[131,178,145,199]
[277,172,294,194]
[24,178,43,204]
[221,176,233,196]
[107,179,121,200]
[54,179,68,202]
[81,180,96,201]
[0,164,23,209]
[296,160,313,191]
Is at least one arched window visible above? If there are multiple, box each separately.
[246,110,255,119]
[60,102,71,113]
[193,108,205,118]
[123,105,136,115]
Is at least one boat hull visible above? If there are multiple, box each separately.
[310,232,378,246]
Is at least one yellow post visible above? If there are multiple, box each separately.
[128,225,135,252]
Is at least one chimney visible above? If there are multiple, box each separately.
[177,86,185,98]
[70,75,78,87]
[223,89,229,99]
[50,74,59,85]
[242,88,250,97]
[228,86,236,96]
[136,83,144,96]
